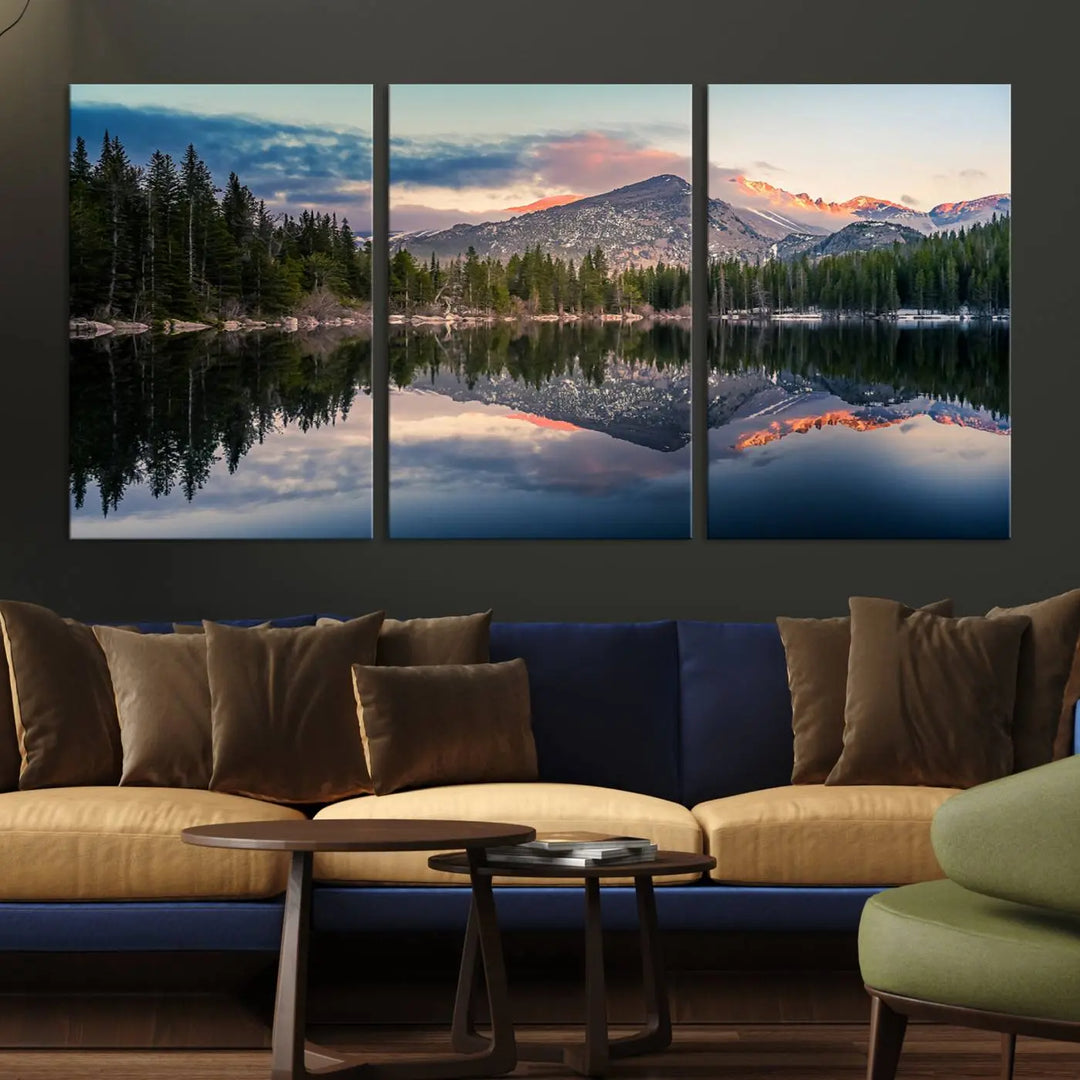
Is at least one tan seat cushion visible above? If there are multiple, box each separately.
[693,785,960,886]
[314,782,703,886]
[0,787,305,900]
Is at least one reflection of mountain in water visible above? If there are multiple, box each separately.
[393,321,691,452]
[709,367,1010,455]
[421,363,691,452]
[70,328,371,516]
[396,320,1008,455]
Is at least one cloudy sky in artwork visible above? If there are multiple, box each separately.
[709,84,1010,209]
[70,85,373,232]
[390,85,692,232]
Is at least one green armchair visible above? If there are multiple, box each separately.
[859,754,1080,1080]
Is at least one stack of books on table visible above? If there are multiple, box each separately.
[485,832,658,868]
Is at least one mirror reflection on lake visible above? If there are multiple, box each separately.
[69,328,372,539]
[389,320,692,539]
[707,321,1010,539]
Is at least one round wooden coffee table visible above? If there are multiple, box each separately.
[429,849,716,1077]
[183,819,535,1080]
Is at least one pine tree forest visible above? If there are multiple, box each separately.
[389,245,691,317]
[707,216,1010,318]
[69,133,372,323]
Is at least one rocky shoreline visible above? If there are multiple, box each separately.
[71,308,689,339]
[69,312,373,340]
[391,309,691,327]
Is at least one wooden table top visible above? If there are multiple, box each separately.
[181,819,536,852]
[428,850,716,879]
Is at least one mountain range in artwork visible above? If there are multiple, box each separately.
[391,171,1010,269]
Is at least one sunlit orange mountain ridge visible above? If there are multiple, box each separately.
[733,177,908,217]
[505,194,584,214]
[505,412,582,432]
[734,408,1010,452]
[727,176,1011,240]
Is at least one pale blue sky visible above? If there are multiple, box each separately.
[709,84,1010,208]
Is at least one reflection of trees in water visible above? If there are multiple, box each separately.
[708,321,1010,418]
[391,320,691,392]
[70,330,371,516]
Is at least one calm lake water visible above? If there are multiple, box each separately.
[707,321,1011,538]
[69,319,1008,541]
[69,328,372,539]
[389,320,692,538]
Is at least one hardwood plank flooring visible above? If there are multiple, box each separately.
[2,1024,1080,1078]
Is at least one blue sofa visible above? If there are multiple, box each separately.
[3,617,1071,954]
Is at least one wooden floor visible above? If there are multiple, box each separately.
[3,1024,1080,1079]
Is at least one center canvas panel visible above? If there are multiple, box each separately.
[69,85,374,539]
[388,84,692,539]
[707,84,1011,539]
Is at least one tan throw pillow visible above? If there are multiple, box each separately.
[827,597,1029,788]
[352,659,537,796]
[0,601,121,788]
[0,644,20,792]
[207,614,384,804]
[172,621,271,634]
[987,589,1080,771]
[317,611,492,665]
[778,599,954,784]
[92,626,212,788]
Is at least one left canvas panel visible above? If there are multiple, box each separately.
[69,85,374,539]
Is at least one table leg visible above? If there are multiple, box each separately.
[562,876,610,1077]
[271,850,313,1080]
[463,850,517,1075]
[518,875,673,1077]
[609,874,671,1058]
[272,849,515,1080]
[450,898,485,1054]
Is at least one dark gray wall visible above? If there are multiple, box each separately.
[0,0,1074,622]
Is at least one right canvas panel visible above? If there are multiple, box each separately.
[707,85,1011,539]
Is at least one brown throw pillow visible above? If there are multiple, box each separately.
[317,611,492,665]
[352,659,537,796]
[172,621,271,634]
[207,613,384,803]
[0,644,20,792]
[778,599,954,784]
[92,626,212,788]
[827,598,1029,788]
[0,600,121,788]
[1055,641,1080,759]
[987,589,1080,771]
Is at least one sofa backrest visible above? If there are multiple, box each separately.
[118,614,799,808]
[132,614,318,634]
[676,621,794,806]
[489,621,682,803]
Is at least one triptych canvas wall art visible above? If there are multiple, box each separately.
[67,83,1010,541]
